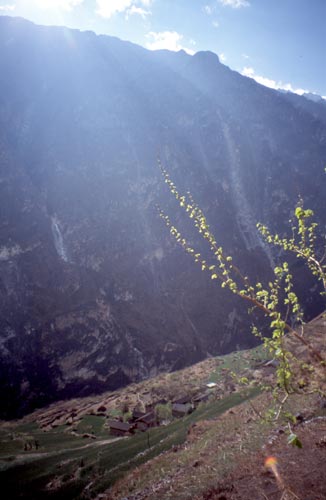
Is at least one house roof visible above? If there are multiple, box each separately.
[132,409,146,419]
[193,393,209,402]
[135,411,156,424]
[155,398,168,405]
[173,395,192,405]
[108,420,132,432]
[172,403,193,414]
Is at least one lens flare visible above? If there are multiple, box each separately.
[265,456,284,489]
[265,456,278,468]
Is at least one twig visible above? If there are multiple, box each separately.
[275,394,289,421]
[248,400,265,420]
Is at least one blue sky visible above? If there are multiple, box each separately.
[1,0,325,97]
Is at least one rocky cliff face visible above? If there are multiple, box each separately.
[1,16,326,418]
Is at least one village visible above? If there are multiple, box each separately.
[106,382,218,437]
[31,350,275,436]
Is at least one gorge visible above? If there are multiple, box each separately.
[0,15,326,418]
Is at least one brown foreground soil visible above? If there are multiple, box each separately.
[199,417,326,500]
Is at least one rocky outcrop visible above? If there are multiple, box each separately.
[0,16,326,418]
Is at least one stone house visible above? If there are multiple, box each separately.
[130,409,146,422]
[135,411,157,431]
[172,403,193,418]
[108,420,134,437]
[192,393,209,407]
[173,395,192,405]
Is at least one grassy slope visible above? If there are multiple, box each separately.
[0,344,267,500]
[0,314,325,500]
[0,389,260,500]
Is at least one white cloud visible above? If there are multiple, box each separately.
[241,67,253,77]
[218,0,250,8]
[146,31,195,55]
[0,4,15,11]
[212,20,219,28]
[126,5,151,19]
[96,0,151,18]
[219,52,227,62]
[242,53,250,59]
[35,0,83,10]
[203,5,213,15]
[96,0,131,17]
[241,66,309,95]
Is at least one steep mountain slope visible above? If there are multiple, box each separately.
[0,16,326,418]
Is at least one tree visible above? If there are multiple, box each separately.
[158,160,325,418]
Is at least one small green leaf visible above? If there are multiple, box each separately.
[287,433,302,448]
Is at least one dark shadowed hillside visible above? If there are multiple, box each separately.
[0,16,326,418]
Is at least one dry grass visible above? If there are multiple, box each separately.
[105,390,325,500]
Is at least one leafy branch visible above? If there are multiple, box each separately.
[158,160,325,414]
[257,200,326,294]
